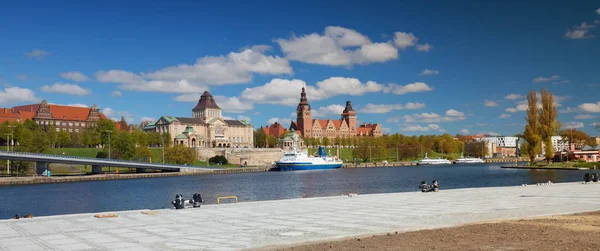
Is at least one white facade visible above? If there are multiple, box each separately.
[480,137,518,147]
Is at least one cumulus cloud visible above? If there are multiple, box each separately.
[312,104,345,118]
[532,75,560,83]
[565,22,596,39]
[173,93,253,113]
[597,8,600,15]
[25,49,51,59]
[0,87,41,105]
[419,69,439,76]
[460,129,469,134]
[563,122,584,129]
[60,72,90,82]
[416,43,432,52]
[237,115,251,122]
[402,124,444,132]
[102,107,134,123]
[574,114,595,119]
[393,32,418,49]
[578,101,600,112]
[66,104,88,108]
[484,100,498,107]
[276,26,398,66]
[385,82,433,95]
[267,117,290,125]
[504,94,524,100]
[505,93,569,113]
[110,91,122,97]
[95,48,292,93]
[140,116,156,123]
[41,83,91,96]
[499,114,511,119]
[358,102,425,114]
[403,110,466,123]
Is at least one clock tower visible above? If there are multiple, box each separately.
[296,87,313,138]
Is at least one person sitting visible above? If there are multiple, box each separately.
[171,194,185,209]
[593,173,599,183]
[431,180,440,192]
[419,181,430,192]
[13,214,19,219]
[192,193,204,208]
[584,173,591,183]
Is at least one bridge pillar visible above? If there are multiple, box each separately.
[92,165,102,174]
[36,162,49,175]
[136,168,144,173]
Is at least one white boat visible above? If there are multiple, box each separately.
[453,152,485,164]
[417,153,451,165]
[275,130,343,171]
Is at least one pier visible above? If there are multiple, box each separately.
[1,182,598,250]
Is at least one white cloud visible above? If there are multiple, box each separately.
[485,132,501,136]
[597,8,600,15]
[504,94,524,100]
[445,109,465,117]
[95,48,292,93]
[565,22,597,40]
[563,122,584,129]
[25,49,51,59]
[403,110,466,123]
[248,45,273,53]
[505,93,569,112]
[222,116,235,120]
[402,124,444,132]
[419,69,439,76]
[484,100,498,107]
[560,107,578,113]
[416,43,432,52]
[358,102,425,114]
[460,129,469,134]
[237,115,251,122]
[102,107,134,124]
[110,91,122,97]
[267,117,287,125]
[499,114,511,119]
[393,32,418,49]
[66,104,88,108]
[173,93,201,102]
[532,75,560,83]
[578,101,600,112]
[276,26,398,66]
[574,114,595,119]
[140,116,155,123]
[385,82,433,95]
[41,83,91,96]
[60,72,90,82]
[312,104,345,118]
[214,95,254,113]
[0,87,41,105]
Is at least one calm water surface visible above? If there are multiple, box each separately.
[0,163,589,219]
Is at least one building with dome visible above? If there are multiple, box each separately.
[144,91,254,148]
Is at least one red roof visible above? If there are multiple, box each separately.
[332,120,342,129]
[11,104,106,121]
[19,111,35,121]
[268,122,285,137]
[357,127,371,135]
[0,108,19,123]
[315,119,328,129]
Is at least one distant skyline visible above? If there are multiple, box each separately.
[1,1,599,136]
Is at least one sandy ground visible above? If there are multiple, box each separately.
[273,211,600,251]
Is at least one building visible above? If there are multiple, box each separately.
[115,116,136,132]
[0,108,20,123]
[476,136,520,158]
[6,100,107,132]
[289,87,382,139]
[562,144,600,163]
[260,122,286,138]
[144,91,253,148]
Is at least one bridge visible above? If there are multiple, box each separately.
[0,150,219,174]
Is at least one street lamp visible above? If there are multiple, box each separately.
[161,135,165,164]
[5,133,11,175]
[105,130,112,174]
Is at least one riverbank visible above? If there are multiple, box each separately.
[276,211,600,251]
[501,165,593,170]
[0,166,269,186]
[1,182,598,250]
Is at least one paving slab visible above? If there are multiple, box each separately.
[1,182,600,250]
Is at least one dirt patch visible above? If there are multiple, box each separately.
[272,211,600,251]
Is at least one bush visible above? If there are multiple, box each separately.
[209,155,228,165]
[96,151,108,159]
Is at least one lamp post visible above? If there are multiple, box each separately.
[5,133,10,175]
[161,135,165,164]
[106,130,112,174]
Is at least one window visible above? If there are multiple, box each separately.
[75,129,79,132]
[81,122,85,127]
[62,122,66,126]
[69,129,73,132]
[75,122,79,127]
[68,122,73,127]
[56,128,60,132]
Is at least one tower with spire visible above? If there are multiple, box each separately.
[341,101,357,134]
[192,91,222,122]
[296,87,313,138]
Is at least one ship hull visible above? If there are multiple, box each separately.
[276,162,343,171]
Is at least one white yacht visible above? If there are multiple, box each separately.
[417,153,451,165]
[275,130,343,171]
[453,152,485,164]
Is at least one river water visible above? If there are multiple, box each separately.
[0,163,590,219]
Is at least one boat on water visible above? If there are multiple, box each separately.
[417,153,451,165]
[453,152,485,164]
[275,130,343,171]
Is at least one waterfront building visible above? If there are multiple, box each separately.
[0,108,20,123]
[289,87,382,139]
[8,101,107,132]
[261,122,286,138]
[561,144,600,162]
[144,91,253,148]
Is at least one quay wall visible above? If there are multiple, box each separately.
[196,148,283,166]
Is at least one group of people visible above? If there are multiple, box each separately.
[584,173,599,183]
[419,180,440,192]
[13,214,33,219]
[171,193,204,209]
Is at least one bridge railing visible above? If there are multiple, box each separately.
[0,150,216,169]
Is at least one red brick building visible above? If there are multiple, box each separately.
[289,87,382,139]
[261,122,286,138]
[4,100,107,132]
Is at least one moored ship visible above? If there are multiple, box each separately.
[275,130,343,171]
[417,153,451,165]
[453,153,485,164]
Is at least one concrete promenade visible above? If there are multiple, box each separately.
[0,182,599,251]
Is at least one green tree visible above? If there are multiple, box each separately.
[134,146,153,162]
[321,137,331,147]
[70,132,81,147]
[523,90,541,164]
[267,135,278,148]
[160,132,172,147]
[538,89,558,163]
[57,130,71,148]
[112,131,136,160]
[133,131,149,147]
[254,129,267,148]
[164,144,195,164]
[46,125,57,148]
[95,118,116,147]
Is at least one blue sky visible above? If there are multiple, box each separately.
[1,0,599,136]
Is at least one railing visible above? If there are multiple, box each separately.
[0,150,215,170]
[217,196,238,205]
